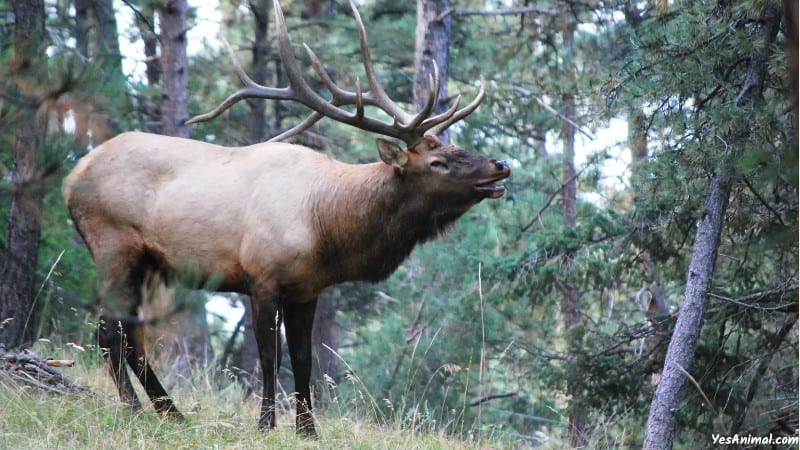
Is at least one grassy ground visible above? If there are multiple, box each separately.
[0,343,503,450]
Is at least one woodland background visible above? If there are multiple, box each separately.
[0,0,797,448]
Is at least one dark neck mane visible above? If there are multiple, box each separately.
[312,163,465,283]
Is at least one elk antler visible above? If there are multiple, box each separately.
[186,0,485,146]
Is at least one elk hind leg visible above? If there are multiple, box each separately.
[94,244,145,409]
[88,227,174,416]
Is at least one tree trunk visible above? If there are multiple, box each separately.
[0,0,46,349]
[71,0,124,145]
[247,0,270,143]
[270,54,284,137]
[141,5,161,88]
[414,0,451,143]
[0,129,45,349]
[90,0,124,80]
[160,0,190,138]
[75,0,90,57]
[559,19,586,449]
[642,2,783,448]
[642,175,732,449]
[135,2,161,133]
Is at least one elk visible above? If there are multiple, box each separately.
[62,0,510,436]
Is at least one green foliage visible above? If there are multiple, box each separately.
[3,0,795,446]
[601,0,797,443]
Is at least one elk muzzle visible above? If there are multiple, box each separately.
[475,159,511,199]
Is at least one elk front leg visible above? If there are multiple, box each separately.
[251,284,282,430]
[284,299,318,436]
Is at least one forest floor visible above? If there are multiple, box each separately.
[0,343,516,450]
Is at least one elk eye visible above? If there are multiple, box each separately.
[430,160,449,172]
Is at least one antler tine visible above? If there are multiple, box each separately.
[186,40,290,125]
[404,61,441,132]
[347,0,412,125]
[304,44,346,99]
[273,0,316,101]
[425,78,486,137]
[268,112,323,142]
[274,48,381,141]
[266,43,344,142]
[421,94,461,131]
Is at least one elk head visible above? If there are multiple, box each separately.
[379,135,508,194]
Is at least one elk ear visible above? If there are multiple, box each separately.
[376,138,408,170]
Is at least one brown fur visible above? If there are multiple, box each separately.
[63,132,510,433]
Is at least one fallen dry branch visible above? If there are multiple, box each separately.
[469,392,517,407]
[0,349,91,395]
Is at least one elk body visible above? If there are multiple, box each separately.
[62,0,509,435]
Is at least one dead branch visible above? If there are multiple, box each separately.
[469,391,517,407]
[708,281,799,312]
[0,350,91,395]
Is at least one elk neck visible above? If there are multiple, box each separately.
[311,161,467,283]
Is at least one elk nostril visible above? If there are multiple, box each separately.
[495,160,509,171]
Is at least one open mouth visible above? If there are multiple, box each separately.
[475,175,509,199]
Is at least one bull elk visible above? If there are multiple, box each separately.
[62,0,510,436]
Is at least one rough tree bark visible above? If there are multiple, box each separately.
[247,0,270,143]
[128,1,161,133]
[141,5,161,89]
[75,0,91,57]
[414,0,452,143]
[0,0,47,349]
[642,2,784,448]
[642,175,733,449]
[160,0,190,138]
[72,0,123,145]
[86,0,124,83]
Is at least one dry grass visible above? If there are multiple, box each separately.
[0,342,500,450]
